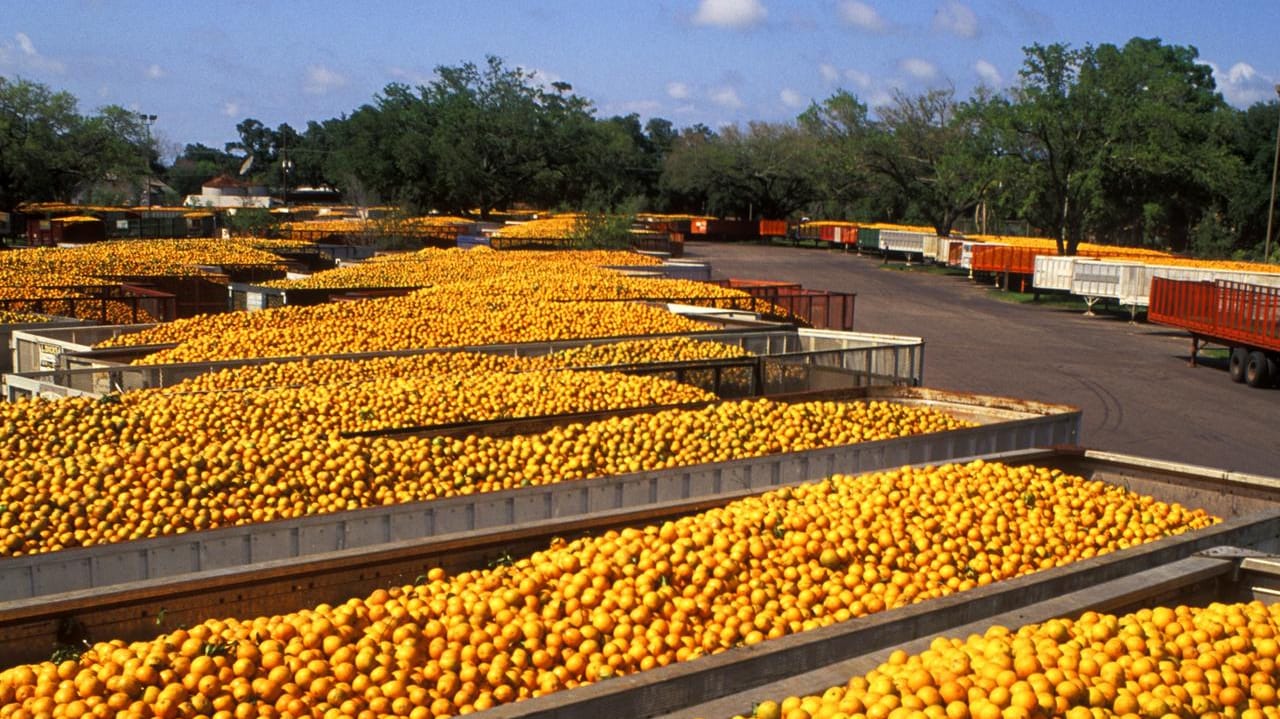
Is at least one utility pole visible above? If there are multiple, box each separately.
[1265,84,1280,263]
[280,129,294,211]
[137,113,157,238]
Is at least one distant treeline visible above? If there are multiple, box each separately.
[4,39,1279,259]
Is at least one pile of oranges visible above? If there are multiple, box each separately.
[0,460,1217,718]
[0,397,972,556]
[160,338,751,394]
[100,290,713,365]
[0,240,288,281]
[127,369,717,439]
[258,247,660,291]
[0,287,159,325]
[733,599,1279,719]
[97,248,790,365]
[0,309,52,324]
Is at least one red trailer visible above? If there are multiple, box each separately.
[795,223,858,247]
[1149,277,1280,387]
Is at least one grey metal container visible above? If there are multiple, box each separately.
[0,386,1078,604]
[315,244,377,262]
[3,327,925,400]
[0,316,91,375]
[604,261,713,282]
[3,447,1277,677]
[9,324,154,374]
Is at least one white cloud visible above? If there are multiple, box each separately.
[780,88,805,108]
[0,32,65,73]
[146,63,164,80]
[222,101,241,118]
[16,32,36,56]
[667,81,691,100]
[692,0,767,29]
[899,57,938,81]
[844,68,873,90]
[932,0,978,38]
[838,1,887,34]
[304,64,349,95]
[710,86,744,109]
[973,59,1002,87]
[1208,61,1278,108]
[819,63,840,84]
[517,65,565,90]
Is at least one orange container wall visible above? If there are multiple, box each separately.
[759,220,788,237]
[971,245,1049,275]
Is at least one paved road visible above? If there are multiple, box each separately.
[685,242,1280,477]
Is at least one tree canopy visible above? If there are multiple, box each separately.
[5,40,1280,259]
[0,77,154,210]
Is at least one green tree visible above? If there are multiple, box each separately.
[0,77,151,210]
[224,118,277,170]
[564,114,653,209]
[661,122,818,219]
[222,207,276,237]
[324,83,436,208]
[425,56,595,218]
[1084,38,1239,251]
[798,90,875,218]
[524,83,610,209]
[166,143,239,197]
[289,120,335,189]
[657,124,716,214]
[862,88,1001,237]
[0,77,81,209]
[998,39,1238,254]
[75,105,157,204]
[567,199,642,249]
[1223,98,1280,258]
[998,43,1108,254]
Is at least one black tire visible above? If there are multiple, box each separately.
[1246,351,1272,388]
[1228,347,1248,383]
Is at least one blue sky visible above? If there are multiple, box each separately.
[3,0,1278,156]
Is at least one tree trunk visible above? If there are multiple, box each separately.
[1057,193,1070,255]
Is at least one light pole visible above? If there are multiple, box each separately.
[1265,85,1280,264]
[138,113,157,210]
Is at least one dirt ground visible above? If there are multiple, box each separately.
[685,241,1280,477]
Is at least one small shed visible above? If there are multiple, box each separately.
[24,213,106,245]
[183,211,217,237]
[50,216,107,244]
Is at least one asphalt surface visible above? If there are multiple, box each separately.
[684,241,1280,477]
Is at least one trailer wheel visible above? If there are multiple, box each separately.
[1228,347,1248,383]
[1246,351,1272,388]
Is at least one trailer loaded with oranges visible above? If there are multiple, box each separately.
[0,249,1278,719]
[1,437,1278,719]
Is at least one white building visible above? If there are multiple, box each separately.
[183,175,275,209]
